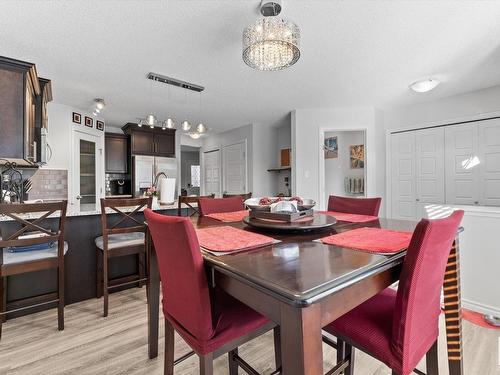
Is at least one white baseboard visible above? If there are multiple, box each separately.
[462,298,500,318]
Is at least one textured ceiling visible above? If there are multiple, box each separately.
[1,0,500,131]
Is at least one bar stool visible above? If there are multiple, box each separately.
[177,194,215,217]
[95,197,151,317]
[0,201,68,339]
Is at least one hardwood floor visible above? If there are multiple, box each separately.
[0,288,499,374]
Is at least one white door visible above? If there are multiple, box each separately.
[73,131,103,213]
[391,132,417,219]
[478,119,500,206]
[222,141,247,195]
[415,127,445,218]
[204,150,221,196]
[445,123,480,205]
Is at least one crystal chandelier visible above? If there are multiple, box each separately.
[243,1,300,71]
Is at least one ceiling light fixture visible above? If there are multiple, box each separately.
[181,120,191,132]
[409,78,440,93]
[189,132,201,140]
[92,98,106,117]
[243,0,301,71]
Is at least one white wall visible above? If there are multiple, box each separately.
[46,101,105,208]
[384,84,500,131]
[292,107,385,212]
[324,130,365,199]
[252,123,278,197]
[383,84,500,318]
[277,122,292,195]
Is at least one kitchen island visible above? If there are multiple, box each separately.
[0,201,192,318]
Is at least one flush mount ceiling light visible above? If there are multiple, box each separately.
[92,98,106,116]
[243,0,301,71]
[409,78,440,93]
[188,132,201,140]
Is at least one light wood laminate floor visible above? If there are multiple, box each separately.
[0,288,499,374]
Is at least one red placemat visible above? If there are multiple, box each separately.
[318,211,379,223]
[320,227,412,253]
[196,226,275,252]
[206,210,250,222]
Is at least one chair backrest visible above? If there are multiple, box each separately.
[198,196,245,216]
[0,201,68,266]
[391,210,464,372]
[144,209,214,341]
[327,195,382,216]
[223,192,252,201]
[177,194,215,217]
[100,197,152,239]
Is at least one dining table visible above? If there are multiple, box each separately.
[146,213,464,375]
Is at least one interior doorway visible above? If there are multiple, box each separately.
[222,140,247,195]
[321,129,367,208]
[180,145,201,196]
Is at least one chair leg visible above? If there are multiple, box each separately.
[199,353,214,375]
[344,343,355,375]
[273,326,282,371]
[138,252,145,288]
[164,319,174,375]
[103,250,109,317]
[336,338,345,367]
[96,248,103,298]
[426,340,439,375]
[0,276,5,340]
[228,349,238,375]
[57,259,65,331]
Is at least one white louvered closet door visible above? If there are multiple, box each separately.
[415,127,445,218]
[445,123,480,205]
[391,132,417,219]
[478,118,500,206]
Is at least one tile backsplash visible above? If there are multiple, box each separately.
[28,169,68,200]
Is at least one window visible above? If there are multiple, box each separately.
[191,165,200,187]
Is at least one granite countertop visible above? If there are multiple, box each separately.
[0,201,189,222]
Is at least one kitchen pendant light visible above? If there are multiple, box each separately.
[196,123,207,134]
[181,120,191,132]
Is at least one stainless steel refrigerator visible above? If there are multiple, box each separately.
[132,155,178,201]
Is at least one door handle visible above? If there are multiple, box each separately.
[76,194,82,200]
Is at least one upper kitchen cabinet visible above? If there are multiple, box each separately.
[0,56,41,163]
[105,133,128,173]
[122,123,176,157]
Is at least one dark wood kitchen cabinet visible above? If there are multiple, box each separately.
[122,123,176,157]
[105,133,128,173]
[0,56,41,163]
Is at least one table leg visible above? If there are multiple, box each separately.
[148,238,160,359]
[443,237,464,375]
[280,303,323,375]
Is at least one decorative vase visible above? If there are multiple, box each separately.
[152,196,159,209]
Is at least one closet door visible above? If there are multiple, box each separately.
[415,127,445,218]
[478,118,500,206]
[391,132,416,219]
[445,123,479,205]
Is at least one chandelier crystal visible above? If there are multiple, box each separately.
[243,16,300,71]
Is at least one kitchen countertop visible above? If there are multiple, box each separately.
[0,201,188,221]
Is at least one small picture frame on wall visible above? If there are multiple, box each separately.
[96,120,105,131]
[350,144,365,169]
[72,112,81,124]
[85,116,93,128]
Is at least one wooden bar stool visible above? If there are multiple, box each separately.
[0,201,68,339]
[177,194,215,217]
[95,197,151,317]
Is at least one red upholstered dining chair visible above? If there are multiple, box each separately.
[198,196,245,216]
[327,195,382,216]
[323,210,464,375]
[144,209,281,375]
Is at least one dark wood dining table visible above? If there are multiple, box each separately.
[147,214,464,375]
